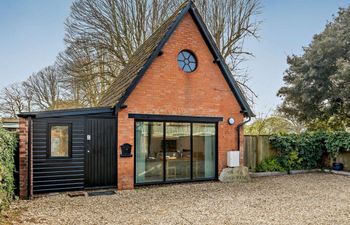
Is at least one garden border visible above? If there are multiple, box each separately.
[249,169,350,178]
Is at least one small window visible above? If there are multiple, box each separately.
[49,124,71,158]
[177,50,197,73]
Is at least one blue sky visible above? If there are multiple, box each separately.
[0,0,349,115]
[243,0,350,115]
[0,0,71,85]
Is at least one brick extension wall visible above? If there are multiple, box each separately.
[19,117,32,199]
[117,13,245,190]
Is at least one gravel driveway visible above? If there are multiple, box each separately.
[2,173,350,225]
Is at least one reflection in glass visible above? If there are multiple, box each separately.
[165,122,191,181]
[135,121,217,184]
[50,125,69,157]
[136,122,164,183]
[193,123,216,179]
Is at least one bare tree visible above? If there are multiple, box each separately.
[23,66,63,110]
[0,83,27,118]
[58,0,180,106]
[196,0,261,70]
[60,0,261,106]
[22,83,33,113]
[245,110,306,135]
[64,0,178,66]
[57,43,114,106]
[196,0,261,103]
[1,0,260,113]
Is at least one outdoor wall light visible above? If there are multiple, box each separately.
[228,117,235,125]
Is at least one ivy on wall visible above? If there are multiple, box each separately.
[266,132,350,172]
[325,131,350,159]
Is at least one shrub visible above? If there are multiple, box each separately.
[0,127,17,212]
[296,132,327,169]
[283,150,303,172]
[269,131,350,171]
[269,134,305,171]
[255,157,284,172]
[325,131,350,160]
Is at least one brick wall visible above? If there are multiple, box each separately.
[117,13,245,190]
[19,117,32,199]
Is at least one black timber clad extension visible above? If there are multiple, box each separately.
[32,117,85,193]
[32,113,116,194]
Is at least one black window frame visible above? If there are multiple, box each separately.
[177,50,198,73]
[133,117,218,186]
[47,123,72,159]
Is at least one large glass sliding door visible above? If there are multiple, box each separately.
[135,121,217,185]
[165,122,191,181]
[135,122,164,183]
[193,124,216,179]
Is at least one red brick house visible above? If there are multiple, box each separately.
[18,0,253,199]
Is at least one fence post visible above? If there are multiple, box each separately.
[244,135,257,170]
[244,135,276,171]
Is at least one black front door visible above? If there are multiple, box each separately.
[85,118,117,188]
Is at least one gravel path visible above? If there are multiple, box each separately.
[2,173,350,225]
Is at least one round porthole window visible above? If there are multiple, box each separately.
[177,50,197,73]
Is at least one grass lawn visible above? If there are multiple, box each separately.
[1,173,350,225]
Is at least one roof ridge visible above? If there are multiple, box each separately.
[98,0,254,117]
[98,1,191,107]
[128,1,189,62]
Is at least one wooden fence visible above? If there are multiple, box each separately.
[244,135,350,171]
[244,135,276,171]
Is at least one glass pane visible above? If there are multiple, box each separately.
[193,123,216,179]
[184,65,191,72]
[165,122,191,181]
[178,61,185,69]
[189,63,196,71]
[136,122,164,183]
[188,55,195,63]
[182,51,190,59]
[177,53,184,61]
[50,125,69,157]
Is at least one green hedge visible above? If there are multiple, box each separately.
[255,157,284,172]
[265,131,350,172]
[0,127,17,212]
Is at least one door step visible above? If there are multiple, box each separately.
[87,190,116,197]
[68,191,86,198]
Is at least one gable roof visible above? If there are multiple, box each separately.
[98,0,254,117]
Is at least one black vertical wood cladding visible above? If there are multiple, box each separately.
[32,114,115,194]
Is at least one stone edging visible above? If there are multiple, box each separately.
[323,169,350,176]
[250,169,350,178]
[249,171,287,178]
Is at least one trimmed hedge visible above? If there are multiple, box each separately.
[0,127,17,212]
[266,131,350,172]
